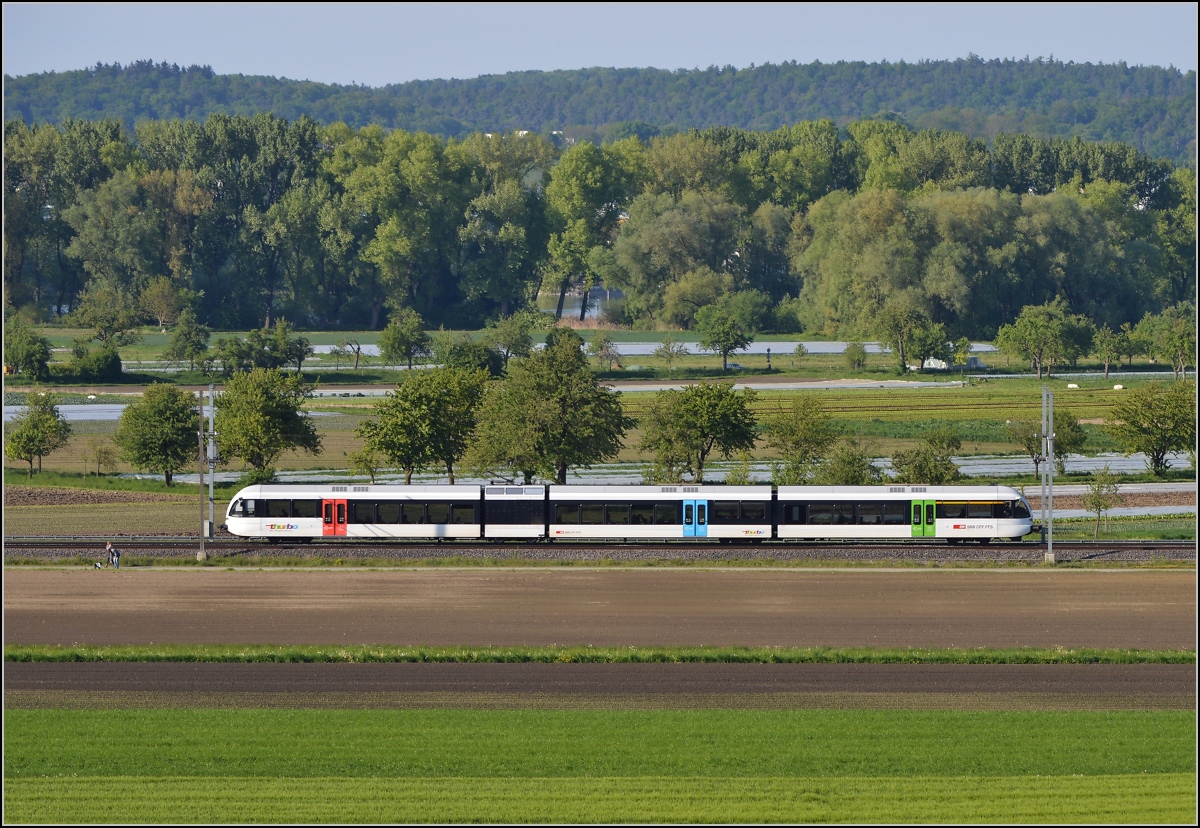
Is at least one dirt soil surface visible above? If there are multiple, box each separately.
[4,486,194,507]
[1026,491,1195,511]
[5,569,1194,649]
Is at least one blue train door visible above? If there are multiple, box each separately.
[683,500,708,538]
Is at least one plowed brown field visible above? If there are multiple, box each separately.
[4,569,1194,649]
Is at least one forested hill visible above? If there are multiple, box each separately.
[4,58,1196,165]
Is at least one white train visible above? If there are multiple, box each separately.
[225,483,1034,543]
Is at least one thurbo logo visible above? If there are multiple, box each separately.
[267,523,298,530]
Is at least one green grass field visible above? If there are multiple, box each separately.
[5,709,1194,823]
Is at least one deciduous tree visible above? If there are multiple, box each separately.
[639,381,757,483]
[1107,380,1195,476]
[4,390,71,476]
[114,383,198,485]
[470,328,631,484]
[215,368,321,472]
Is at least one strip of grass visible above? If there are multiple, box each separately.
[4,773,1194,823]
[6,644,1193,664]
[6,709,1193,779]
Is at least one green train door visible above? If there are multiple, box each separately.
[911,500,936,537]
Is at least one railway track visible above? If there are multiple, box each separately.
[4,537,1194,562]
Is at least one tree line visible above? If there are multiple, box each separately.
[5,114,1194,360]
[7,330,1195,484]
[5,57,1195,165]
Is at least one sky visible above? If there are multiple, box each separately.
[3,2,1196,86]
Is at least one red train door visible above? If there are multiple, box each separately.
[323,499,347,536]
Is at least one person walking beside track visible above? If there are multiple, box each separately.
[101,541,121,569]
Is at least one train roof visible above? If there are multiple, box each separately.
[775,485,1026,499]
[231,484,481,499]
[548,485,773,499]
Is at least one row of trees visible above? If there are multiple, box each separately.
[7,369,1193,486]
[996,300,1196,379]
[7,58,1194,165]
[6,114,1193,353]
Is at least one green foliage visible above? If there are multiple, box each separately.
[1051,408,1087,474]
[1107,381,1196,476]
[696,302,755,371]
[377,308,430,369]
[470,329,631,483]
[348,446,383,484]
[357,367,487,483]
[162,307,210,370]
[639,381,757,483]
[140,276,184,327]
[214,368,321,471]
[1082,465,1122,539]
[818,438,884,485]
[480,311,535,369]
[2,312,52,379]
[69,282,143,346]
[652,335,689,370]
[70,344,123,382]
[114,383,198,485]
[763,397,837,483]
[430,333,503,377]
[1005,419,1044,477]
[843,341,867,371]
[3,390,71,476]
[891,426,962,484]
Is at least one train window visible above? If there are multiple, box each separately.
[631,504,655,525]
[1013,501,1030,519]
[377,503,401,524]
[605,505,630,525]
[683,504,693,526]
[809,505,833,525]
[555,504,579,524]
[967,503,993,519]
[266,500,291,518]
[782,503,805,524]
[712,502,739,523]
[911,504,921,526]
[293,500,319,519]
[427,503,451,524]
[858,504,882,525]
[654,504,678,525]
[883,504,907,525]
[401,503,425,524]
[742,502,767,522]
[230,499,255,517]
[581,504,604,524]
[323,503,333,524]
[833,504,855,525]
[349,502,374,524]
[925,504,935,525]
[697,504,707,525]
[937,503,967,519]
[336,503,345,525]
[452,504,477,524]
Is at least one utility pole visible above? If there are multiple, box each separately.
[198,391,206,562]
[207,384,217,540]
[1040,385,1055,564]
